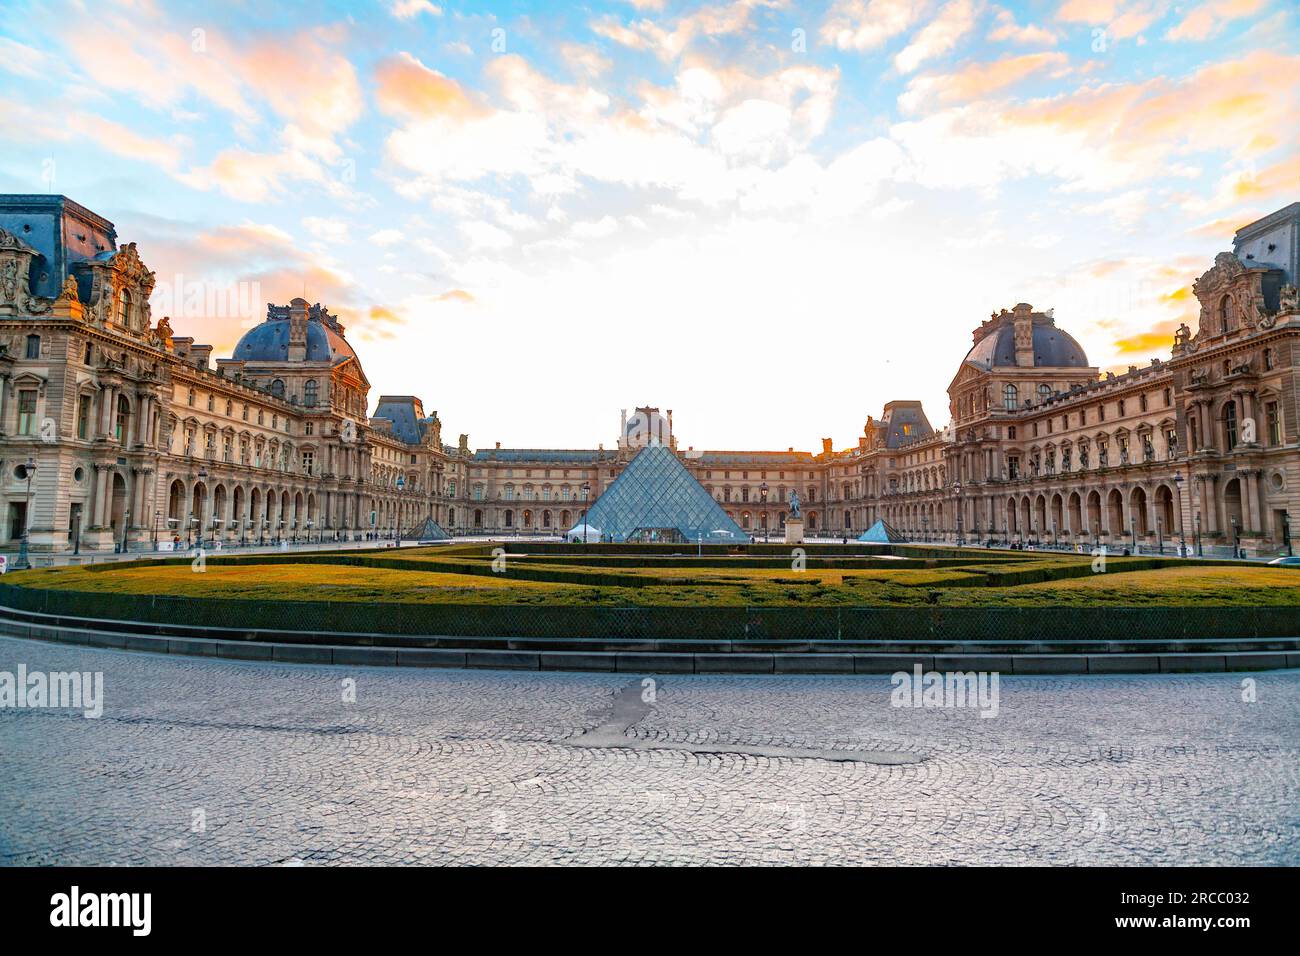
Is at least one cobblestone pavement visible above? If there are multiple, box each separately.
[1,635,1297,865]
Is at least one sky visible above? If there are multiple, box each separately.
[1,0,1297,452]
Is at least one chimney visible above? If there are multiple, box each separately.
[287,297,309,362]
[1012,302,1035,367]
[821,437,832,455]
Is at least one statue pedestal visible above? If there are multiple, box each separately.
[784,518,804,544]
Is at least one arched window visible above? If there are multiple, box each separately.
[304,380,319,407]
[1037,383,1052,403]
[117,290,132,327]
[1219,295,1232,334]
[1003,384,1018,410]
[271,379,285,400]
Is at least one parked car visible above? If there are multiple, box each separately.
[1267,555,1300,566]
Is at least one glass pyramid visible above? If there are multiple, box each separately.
[575,444,749,544]
[858,518,906,543]
[404,515,451,541]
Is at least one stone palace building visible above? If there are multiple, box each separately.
[1,194,1297,557]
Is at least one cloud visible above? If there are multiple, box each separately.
[892,50,1300,191]
[561,43,613,79]
[1078,188,1150,228]
[0,100,186,172]
[52,13,364,201]
[369,229,405,246]
[374,52,484,121]
[591,0,778,61]
[0,36,56,79]
[460,221,515,249]
[388,0,442,19]
[1113,323,1178,355]
[899,52,1068,112]
[895,0,979,73]
[1167,0,1266,41]
[821,0,928,51]
[303,217,350,244]
[178,144,335,204]
[1055,1,1173,41]
[988,7,1058,44]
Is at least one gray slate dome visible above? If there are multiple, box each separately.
[232,316,357,364]
[964,321,1089,370]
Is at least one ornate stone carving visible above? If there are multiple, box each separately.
[151,315,175,350]
[0,226,51,315]
[1281,284,1299,313]
[1192,251,1273,334]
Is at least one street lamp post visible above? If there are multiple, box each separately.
[1173,472,1187,557]
[195,466,207,549]
[152,510,161,551]
[1195,512,1203,557]
[1156,518,1163,555]
[581,482,591,547]
[1231,516,1241,559]
[954,480,964,546]
[395,475,405,548]
[14,457,36,570]
[119,510,131,555]
[1129,516,1137,555]
[1284,511,1294,558]
[759,482,768,543]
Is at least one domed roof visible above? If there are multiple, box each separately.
[232,301,357,365]
[963,319,1089,370]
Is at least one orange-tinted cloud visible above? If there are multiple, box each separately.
[1113,322,1179,355]
[374,52,483,120]
[901,51,1068,111]
[1167,0,1265,41]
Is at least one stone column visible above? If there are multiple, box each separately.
[92,464,110,528]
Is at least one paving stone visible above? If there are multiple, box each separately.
[0,634,1296,866]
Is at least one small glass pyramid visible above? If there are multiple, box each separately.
[575,444,749,543]
[404,515,451,541]
[857,518,906,543]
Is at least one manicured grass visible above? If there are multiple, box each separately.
[8,550,1300,608]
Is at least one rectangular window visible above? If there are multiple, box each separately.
[76,394,91,439]
[17,390,37,435]
[302,451,314,476]
[1267,402,1281,446]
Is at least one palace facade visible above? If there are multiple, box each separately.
[1,194,1297,557]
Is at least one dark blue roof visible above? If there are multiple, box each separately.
[474,449,610,462]
[695,451,814,464]
[878,402,934,449]
[964,320,1089,370]
[373,398,427,444]
[233,319,356,364]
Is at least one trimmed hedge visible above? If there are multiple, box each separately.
[3,581,1297,642]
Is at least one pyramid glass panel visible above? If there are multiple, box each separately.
[574,445,749,543]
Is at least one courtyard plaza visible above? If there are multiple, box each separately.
[0,635,1295,865]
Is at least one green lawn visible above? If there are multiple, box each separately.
[8,550,1300,607]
